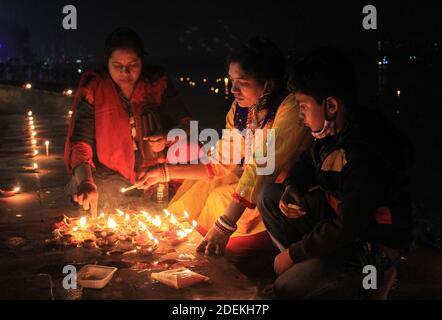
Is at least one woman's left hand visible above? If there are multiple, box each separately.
[136,166,161,189]
[197,225,230,256]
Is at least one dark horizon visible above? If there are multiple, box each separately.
[0,1,441,61]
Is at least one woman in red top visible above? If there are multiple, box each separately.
[65,28,191,216]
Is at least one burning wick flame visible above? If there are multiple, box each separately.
[28,111,33,117]
[108,217,117,229]
[163,209,171,217]
[152,216,162,227]
[33,150,39,156]
[184,211,190,219]
[33,163,38,169]
[116,209,125,217]
[13,187,20,193]
[79,217,87,228]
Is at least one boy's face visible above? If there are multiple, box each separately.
[295,92,326,132]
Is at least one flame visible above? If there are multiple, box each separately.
[30,125,35,130]
[125,214,130,221]
[13,187,20,193]
[152,216,162,227]
[140,210,152,221]
[72,227,79,232]
[171,214,177,224]
[45,141,50,146]
[147,230,154,240]
[27,111,33,117]
[192,220,198,228]
[163,209,171,217]
[138,221,147,231]
[176,230,187,239]
[33,150,39,156]
[79,217,87,228]
[116,209,125,217]
[154,238,159,245]
[108,217,117,229]
[100,213,105,218]
[33,163,38,169]
[184,211,190,219]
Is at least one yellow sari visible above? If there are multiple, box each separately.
[168,93,311,237]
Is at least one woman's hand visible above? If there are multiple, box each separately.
[73,179,98,217]
[197,225,230,256]
[136,166,162,189]
[279,185,306,218]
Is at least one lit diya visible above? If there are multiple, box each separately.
[51,209,198,259]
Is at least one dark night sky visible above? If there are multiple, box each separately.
[0,0,441,59]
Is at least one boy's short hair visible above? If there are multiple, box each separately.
[288,48,358,107]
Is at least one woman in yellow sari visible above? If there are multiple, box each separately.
[136,37,311,258]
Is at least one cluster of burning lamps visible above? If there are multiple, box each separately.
[2,110,53,197]
[52,207,199,251]
[179,76,230,99]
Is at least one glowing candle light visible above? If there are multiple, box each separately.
[45,141,50,157]
[214,88,219,94]
[68,110,73,117]
[184,211,190,219]
[152,216,162,227]
[163,209,171,217]
[33,163,38,170]
[29,120,34,125]
[108,217,117,229]
[30,125,35,130]
[32,132,37,137]
[31,139,37,146]
[24,83,32,90]
[192,220,198,228]
[27,111,33,117]
[29,117,34,121]
[33,150,39,156]
[116,209,125,217]
[79,217,87,228]
[13,187,20,193]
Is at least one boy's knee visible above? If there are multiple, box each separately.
[257,183,283,215]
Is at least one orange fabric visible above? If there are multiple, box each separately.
[65,72,167,183]
[70,141,95,170]
[197,225,275,258]
[326,193,393,225]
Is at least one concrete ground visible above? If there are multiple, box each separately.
[0,85,442,300]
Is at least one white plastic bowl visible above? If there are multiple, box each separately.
[77,265,118,289]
